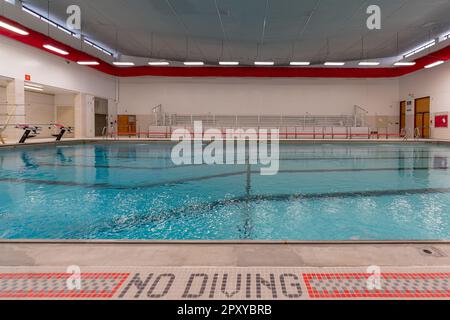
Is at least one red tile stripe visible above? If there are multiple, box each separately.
[303,273,450,299]
[0,273,129,299]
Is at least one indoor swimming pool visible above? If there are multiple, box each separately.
[0,142,449,241]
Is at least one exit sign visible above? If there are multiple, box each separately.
[25,74,31,81]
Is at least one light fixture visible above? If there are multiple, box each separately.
[0,21,29,35]
[324,62,345,66]
[394,62,416,66]
[43,44,69,55]
[25,83,43,89]
[358,62,380,66]
[148,61,170,66]
[113,62,135,66]
[77,61,100,66]
[40,17,57,28]
[184,62,204,66]
[24,85,44,91]
[219,61,239,66]
[254,61,274,66]
[290,62,310,66]
[425,60,445,69]
[404,40,436,58]
[22,6,41,18]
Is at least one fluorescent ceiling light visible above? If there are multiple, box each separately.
[255,61,274,66]
[324,62,345,66]
[404,40,436,58]
[57,25,72,35]
[22,7,41,18]
[425,60,445,69]
[0,21,29,35]
[148,61,170,66]
[113,62,135,66]
[290,62,310,66]
[25,83,43,89]
[394,62,416,66]
[219,61,239,66]
[358,62,380,66]
[24,85,43,91]
[439,32,450,42]
[77,61,100,66]
[43,44,69,55]
[184,62,204,66]
[40,17,57,27]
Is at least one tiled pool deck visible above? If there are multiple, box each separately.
[0,242,449,300]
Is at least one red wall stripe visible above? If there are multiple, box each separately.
[1,15,449,78]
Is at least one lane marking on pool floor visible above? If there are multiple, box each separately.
[0,267,449,300]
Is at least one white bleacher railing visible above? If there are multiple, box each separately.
[112,108,401,139]
[163,113,359,128]
[112,126,402,140]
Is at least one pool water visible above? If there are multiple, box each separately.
[0,142,449,241]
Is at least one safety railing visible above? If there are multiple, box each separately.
[110,126,405,140]
[162,114,362,128]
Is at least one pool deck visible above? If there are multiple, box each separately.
[1,241,450,267]
[0,241,450,300]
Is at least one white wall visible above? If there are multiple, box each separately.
[55,94,76,138]
[118,77,400,117]
[0,86,5,104]
[399,61,450,139]
[25,91,55,138]
[0,37,116,100]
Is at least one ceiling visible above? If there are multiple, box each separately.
[22,0,450,65]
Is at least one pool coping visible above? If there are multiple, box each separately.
[1,239,450,244]
[1,138,450,149]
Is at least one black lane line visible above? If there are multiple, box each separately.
[25,153,450,163]
[0,177,111,188]
[131,167,450,190]
[281,156,450,161]
[1,166,447,190]
[31,156,450,171]
[78,147,448,153]
[22,156,444,173]
[178,186,450,214]
[97,186,450,231]
[35,162,201,171]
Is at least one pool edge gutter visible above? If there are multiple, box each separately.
[1,239,450,245]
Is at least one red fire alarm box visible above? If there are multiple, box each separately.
[435,114,448,128]
[25,74,31,81]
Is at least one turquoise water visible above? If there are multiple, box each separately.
[0,142,449,240]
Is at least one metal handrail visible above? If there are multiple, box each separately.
[165,113,360,128]
[101,126,108,139]
[414,127,422,139]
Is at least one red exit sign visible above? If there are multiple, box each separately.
[25,74,31,81]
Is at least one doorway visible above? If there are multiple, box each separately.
[117,115,137,135]
[94,98,108,137]
[414,97,430,138]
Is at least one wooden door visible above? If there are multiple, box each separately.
[414,97,430,138]
[400,101,406,134]
[118,115,137,135]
